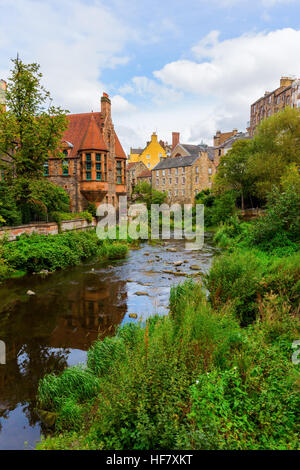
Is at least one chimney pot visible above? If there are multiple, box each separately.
[172,132,180,150]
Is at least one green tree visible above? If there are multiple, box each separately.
[214,139,256,210]
[249,107,300,198]
[0,56,68,180]
[133,181,167,210]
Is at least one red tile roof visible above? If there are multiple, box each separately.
[80,115,108,151]
[137,169,151,178]
[62,112,126,159]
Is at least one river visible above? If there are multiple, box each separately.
[0,234,217,450]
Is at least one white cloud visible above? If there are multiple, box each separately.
[117,27,300,150]
[0,0,132,112]
[111,95,136,114]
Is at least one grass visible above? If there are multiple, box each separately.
[36,273,300,450]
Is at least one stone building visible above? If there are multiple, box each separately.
[249,76,300,136]
[136,169,151,185]
[46,93,127,211]
[213,129,251,165]
[126,161,149,199]
[152,147,216,205]
[128,132,167,169]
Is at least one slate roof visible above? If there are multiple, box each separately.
[217,132,251,149]
[131,148,143,154]
[152,155,200,171]
[180,143,215,162]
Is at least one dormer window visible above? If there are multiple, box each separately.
[62,160,69,175]
[43,162,49,176]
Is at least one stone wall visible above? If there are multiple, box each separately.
[0,218,97,242]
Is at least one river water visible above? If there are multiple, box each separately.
[0,235,217,450]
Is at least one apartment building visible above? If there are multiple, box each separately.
[249,76,300,136]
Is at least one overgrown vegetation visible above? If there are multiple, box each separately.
[0,230,128,278]
[36,273,299,449]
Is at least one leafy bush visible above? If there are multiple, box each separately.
[0,182,22,226]
[37,278,300,450]
[248,184,300,250]
[195,189,236,226]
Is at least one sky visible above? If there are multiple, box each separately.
[1,0,300,153]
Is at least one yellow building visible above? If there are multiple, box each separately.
[128,132,167,170]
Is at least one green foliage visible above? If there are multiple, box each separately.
[195,189,236,226]
[36,276,300,450]
[0,182,22,226]
[214,139,256,209]
[51,211,93,232]
[97,240,128,260]
[87,203,97,217]
[133,181,167,210]
[0,57,68,180]
[248,184,300,250]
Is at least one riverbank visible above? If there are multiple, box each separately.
[35,230,300,449]
[0,230,130,282]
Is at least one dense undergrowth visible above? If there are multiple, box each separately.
[36,276,299,450]
[35,181,300,450]
[0,230,129,280]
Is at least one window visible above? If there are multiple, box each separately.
[162,169,165,176]
[169,178,172,184]
[96,153,101,162]
[147,154,150,159]
[96,172,102,181]
[162,178,165,185]
[86,153,91,162]
[86,171,91,180]
[43,162,49,176]
[287,96,290,106]
[218,149,222,156]
[196,166,199,173]
[156,178,159,185]
[62,160,69,175]
[182,190,185,196]
[195,176,199,183]
[168,190,171,197]
[86,161,91,170]
[176,177,178,184]
[96,163,101,171]
[156,170,159,177]
[175,168,178,175]
[277,96,280,105]
[117,176,122,184]
[182,177,185,184]
[182,167,185,174]
[208,168,212,175]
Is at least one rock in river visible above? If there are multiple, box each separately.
[190,265,202,271]
[26,290,36,296]
[134,291,150,296]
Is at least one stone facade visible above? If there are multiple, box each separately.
[0,217,97,241]
[213,129,251,166]
[126,161,149,199]
[152,151,215,205]
[46,93,127,211]
[249,76,300,136]
[136,169,151,185]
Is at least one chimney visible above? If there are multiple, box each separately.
[0,80,7,112]
[280,77,294,88]
[101,92,111,119]
[151,132,158,143]
[233,128,238,135]
[172,132,180,150]
[213,130,221,147]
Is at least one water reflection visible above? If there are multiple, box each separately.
[0,236,217,449]
[0,268,127,449]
